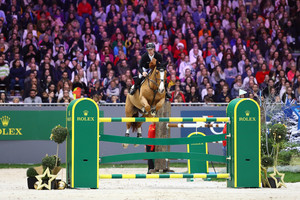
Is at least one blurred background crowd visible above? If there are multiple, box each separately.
[0,0,299,104]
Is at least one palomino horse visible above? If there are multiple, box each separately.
[123,58,167,148]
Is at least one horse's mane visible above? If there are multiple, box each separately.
[149,58,167,70]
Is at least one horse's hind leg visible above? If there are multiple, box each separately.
[122,122,131,149]
[125,122,131,137]
[123,97,134,149]
[134,122,143,147]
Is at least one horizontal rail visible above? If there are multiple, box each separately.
[100,134,226,145]
[99,173,230,179]
[167,123,225,128]
[99,152,227,163]
[99,117,230,123]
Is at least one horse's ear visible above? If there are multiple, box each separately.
[149,58,157,69]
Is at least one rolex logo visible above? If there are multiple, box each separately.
[83,110,89,116]
[1,116,10,127]
[245,110,250,116]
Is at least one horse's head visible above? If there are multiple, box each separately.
[154,61,168,94]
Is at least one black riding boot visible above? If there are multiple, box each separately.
[130,77,144,95]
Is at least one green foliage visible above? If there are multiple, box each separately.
[270,124,287,143]
[26,167,38,178]
[51,155,61,166]
[50,125,68,144]
[278,151,293,166]
[261,156,274,168]
[42,155,61,170]
[261,131,273,156]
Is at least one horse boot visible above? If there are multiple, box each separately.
[122,133,130,149]
[134,132,142,147]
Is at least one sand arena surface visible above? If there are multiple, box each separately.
[1,168,300,200]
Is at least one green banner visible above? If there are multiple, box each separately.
[0,111,66,140]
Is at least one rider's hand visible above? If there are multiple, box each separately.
[142,72,147,77]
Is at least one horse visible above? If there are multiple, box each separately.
[123,58,167,148]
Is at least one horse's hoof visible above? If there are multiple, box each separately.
[122,143,129,149]
[151,111,156,117]
[134,144,140,147]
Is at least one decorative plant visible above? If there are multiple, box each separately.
[27,167,38,178]
[50,125,68,167]
[26,167,39,189]
[261,123,287,188]
[42,155,58,170]
[270,124,287,167]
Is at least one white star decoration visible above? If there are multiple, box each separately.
[35,167,57,190]
[269,166,286,188]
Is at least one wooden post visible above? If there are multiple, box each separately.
[154,101,171,172]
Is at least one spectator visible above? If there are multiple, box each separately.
[170,85,186,103]
[0,92,8,103]
[43,91,57,103]
[256,63,270,85]
[186,85,200,102]
[9,59,25,96]
[24,89,42,103]
[231,75,245,98]
[217,85,231,102]
[57,71,72,92]
[58,89,72,103]
[57,82,73,101]
[224,59,238,87]
[282,86,296,104]
[203,87,217,103]
[77,0,92,18]
[0,0,296,104]
[90,80,106,101]
[211,65,226,86]
[106,79,120,101]
[0,56,10,90]
[179,55,192,80]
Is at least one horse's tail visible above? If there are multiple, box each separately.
[131,112,141,133]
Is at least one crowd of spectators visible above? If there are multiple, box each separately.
[0,0,299,105]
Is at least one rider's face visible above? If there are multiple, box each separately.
[147,48,154,56]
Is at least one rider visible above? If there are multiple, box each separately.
[129,42,172,99]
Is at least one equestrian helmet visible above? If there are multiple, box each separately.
[146,42,155,49]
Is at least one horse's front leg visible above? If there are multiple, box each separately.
[150,106,156,116]
[140,96,151,113]
[155,98,165,113]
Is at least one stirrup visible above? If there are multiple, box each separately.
[125,133,130,137]
[137,133,142,138]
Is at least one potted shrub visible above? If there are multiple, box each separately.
[41,155,61,189]
[261,123,287,188]
[26,167,38,189]
[50,125,68,167]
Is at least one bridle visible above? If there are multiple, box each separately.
[145,66,165,106]
[146,67,165,91]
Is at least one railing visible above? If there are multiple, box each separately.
[0,102,229,107]
[0,102,286,107]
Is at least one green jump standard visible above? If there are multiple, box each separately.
[66,98,261,189]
